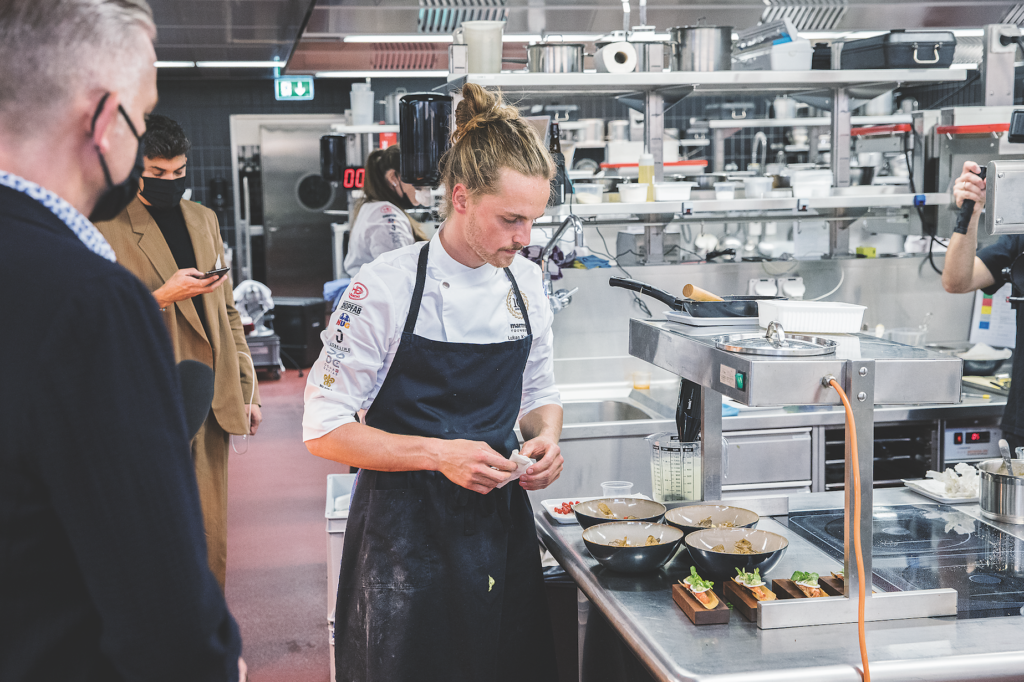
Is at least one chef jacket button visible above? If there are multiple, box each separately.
[442,282,450,289]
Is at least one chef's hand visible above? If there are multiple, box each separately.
[239,657,248,682]
[518,436,563,491]
[153,268,228,308]
[437,440,517,494]
[245,404,262,435]
[953,161,987,217]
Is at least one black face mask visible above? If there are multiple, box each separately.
[141,174,188,208]
[89,94,144,223]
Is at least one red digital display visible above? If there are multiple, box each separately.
[342,167,365,190]
[954,433,963,445]
[966,428,991,444]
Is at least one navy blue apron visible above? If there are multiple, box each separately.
[334,242,558,682]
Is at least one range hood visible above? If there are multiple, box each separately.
[288,0,1024,74]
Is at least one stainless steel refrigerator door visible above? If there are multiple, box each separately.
[260,124,346,297]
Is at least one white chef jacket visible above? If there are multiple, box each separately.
[303,227,561,442]
[344,201,416,277]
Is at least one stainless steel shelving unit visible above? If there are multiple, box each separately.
[629,319,963,628]
[444,69,965,258]
[544,191,949,220]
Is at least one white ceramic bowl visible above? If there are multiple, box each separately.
[653,181,696,201]
[618,183,650,203]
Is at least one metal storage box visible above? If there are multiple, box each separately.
[840,30,956,70]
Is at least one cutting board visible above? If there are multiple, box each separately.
[672,584,730,625]
[962,376,1010,396]
[723,579,776,622]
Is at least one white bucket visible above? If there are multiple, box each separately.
[454,21,505,73]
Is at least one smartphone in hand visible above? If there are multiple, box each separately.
[192,267,230,279]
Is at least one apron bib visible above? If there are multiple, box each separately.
[334,242,558,682]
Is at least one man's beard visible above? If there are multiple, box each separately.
[466,216,524,268]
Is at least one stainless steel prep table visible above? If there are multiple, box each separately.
[537,488,1024,682]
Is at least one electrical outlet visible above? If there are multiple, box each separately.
[748,278,778,296]
[779,277,806,300]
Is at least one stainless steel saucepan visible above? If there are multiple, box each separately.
[526,42,586,73]
[979,458,1024,524]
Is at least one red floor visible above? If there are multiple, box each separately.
[226,369,341,682]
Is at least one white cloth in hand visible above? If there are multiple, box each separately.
[496,450,536,489]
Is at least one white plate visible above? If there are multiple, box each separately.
[664,310,756,327]
[541,494,653,524]
[902,479,978,505]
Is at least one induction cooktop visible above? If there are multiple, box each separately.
[782,505,1024,619]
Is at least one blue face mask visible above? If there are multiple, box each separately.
[89,93,144,222]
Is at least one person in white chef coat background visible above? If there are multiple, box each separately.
[303,82,563,682]
[343,144,432,277]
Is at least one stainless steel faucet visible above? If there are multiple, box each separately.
[752,132,768,175]
[539,214,583,313]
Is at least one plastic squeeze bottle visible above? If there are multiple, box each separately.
[638,147,655,202]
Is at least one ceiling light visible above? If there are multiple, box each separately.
[315,70,449,78]
[155,61,196,68]
[194,61,283,68]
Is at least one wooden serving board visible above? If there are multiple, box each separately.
[672,584,730,625]
[772,578,831,599]
[819,576,845,596]
[723,579,776,622]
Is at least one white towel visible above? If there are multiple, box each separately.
[496,450,536,489]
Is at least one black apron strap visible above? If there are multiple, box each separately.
[403,241,431,335]
[504,267,533,337]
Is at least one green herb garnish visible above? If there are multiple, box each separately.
[791,571,819,585]
[684,566,714,591]
[735,567,763,585]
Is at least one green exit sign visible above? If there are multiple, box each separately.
[275,76,314,101]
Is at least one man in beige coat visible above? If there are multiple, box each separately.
[96,115,260,589]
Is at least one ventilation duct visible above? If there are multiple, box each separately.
[418,0,508,34]
[760,0,848,32]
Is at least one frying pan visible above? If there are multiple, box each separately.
[608,277,783,317]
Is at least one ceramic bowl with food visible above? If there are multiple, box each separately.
[664,504,759,538]
[573,498,667,529]
[685,528,788,578]
[583,521,684,573]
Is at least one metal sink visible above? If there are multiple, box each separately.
[561,399,657,424]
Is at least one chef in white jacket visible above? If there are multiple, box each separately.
[303,83,564,682]
[343,144,431,277]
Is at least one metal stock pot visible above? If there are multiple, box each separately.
[527,43,586,73]
[978,458,1024,524]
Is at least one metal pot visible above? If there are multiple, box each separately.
[527,43,585,73]
[978,458,1024,524]
[671,25,732,72]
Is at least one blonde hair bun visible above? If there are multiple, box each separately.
[438,82,554,219]
[452,83,521,144]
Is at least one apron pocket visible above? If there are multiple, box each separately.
[361,488,435,589]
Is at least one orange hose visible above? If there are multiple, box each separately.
[830,379,871,682]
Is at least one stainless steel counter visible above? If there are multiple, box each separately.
[538,488,1024,682]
